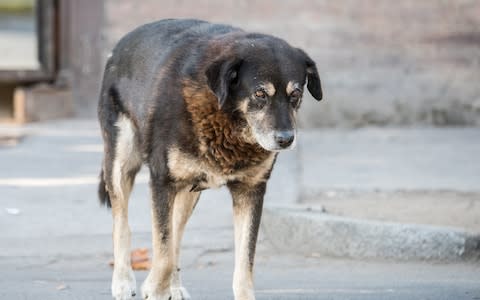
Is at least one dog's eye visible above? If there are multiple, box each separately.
[255,90,267,99]
[290,89,302,107]
[251,90,268,109]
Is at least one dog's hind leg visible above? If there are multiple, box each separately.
[106,113,142,300]
[170,190,200,300]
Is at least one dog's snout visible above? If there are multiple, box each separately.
[274,130,295,148]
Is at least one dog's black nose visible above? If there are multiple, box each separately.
[274,130,295,148]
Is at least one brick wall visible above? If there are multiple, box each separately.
[103,0,480,127]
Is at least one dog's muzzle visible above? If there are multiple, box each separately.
[274,130,295,148]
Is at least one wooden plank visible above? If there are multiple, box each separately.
[0,70,52,83]
[13,84,73,123]
[36,0,55,77]
[13,87,26,123]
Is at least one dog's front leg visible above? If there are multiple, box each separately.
[141,173,176,300]
[170,189,200,300]
[228,181,266,300]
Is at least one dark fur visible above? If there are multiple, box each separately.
[98,18,321,191]
[98,19,322,298]
[98,169,110,207]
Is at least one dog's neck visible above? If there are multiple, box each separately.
[182,80,271,174]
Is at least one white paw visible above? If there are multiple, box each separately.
[112,268,136,300]
[170,286,191,300]
[141,275,171,300]
[233,287,255,300]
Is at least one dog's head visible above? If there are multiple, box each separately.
[206,34,322,151]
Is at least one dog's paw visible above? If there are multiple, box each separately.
[141,276,171,300]
[112,269,137,300]
[233,287,256,300]
[170,286,191,300]
[141,288,171,300]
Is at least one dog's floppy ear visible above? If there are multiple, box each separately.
[298,49,322,101]
[206,57,243,107]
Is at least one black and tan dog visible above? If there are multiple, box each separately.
[98,19,322,300]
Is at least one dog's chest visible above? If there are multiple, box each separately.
[172,80,273,189]
[167,147,275,190]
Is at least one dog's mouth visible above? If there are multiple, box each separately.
[251,129,296,152]
[242,116,297,151]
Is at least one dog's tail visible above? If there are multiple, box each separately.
[98,168,112,208]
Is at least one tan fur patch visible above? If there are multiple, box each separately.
[232,207,255,299]
[237,98,249,114]
[286,81,300,95]
[260,82,276,97]
[168,147,275,188]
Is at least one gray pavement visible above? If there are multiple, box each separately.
[2,248,480,300]
[299,128,480,194]
[1,120,479,299]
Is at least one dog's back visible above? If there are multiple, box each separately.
[99,19,240,130]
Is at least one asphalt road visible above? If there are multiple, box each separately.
[1,246,479,300]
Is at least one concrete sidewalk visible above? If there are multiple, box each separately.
[1,121,479,257]
[263,127,480,261]
[298,128,480,193]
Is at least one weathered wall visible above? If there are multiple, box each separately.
[103,0,480,127]
[66,0,105,118]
